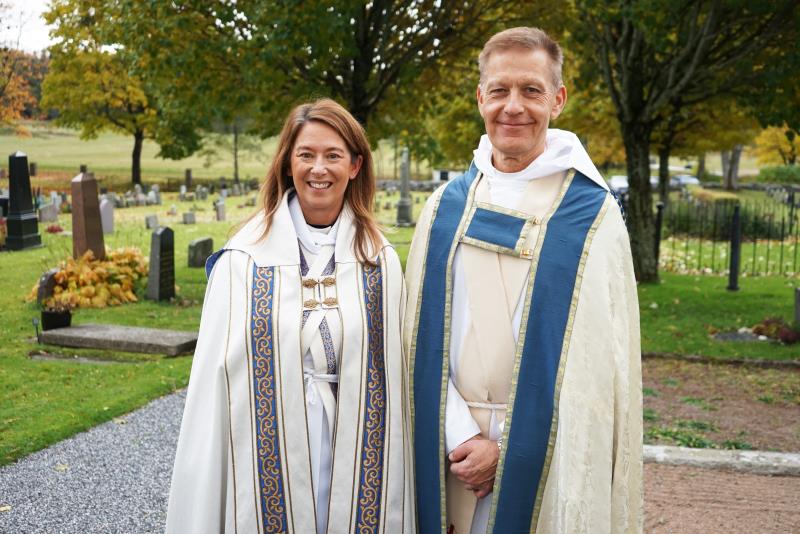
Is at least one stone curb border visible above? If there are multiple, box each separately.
[643,351,800,369]
[644,444,800,476]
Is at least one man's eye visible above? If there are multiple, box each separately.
[490,88,506,95]
[526,86,542,94]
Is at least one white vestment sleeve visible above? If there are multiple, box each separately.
[166,251,248,534]
[445,379,481,454]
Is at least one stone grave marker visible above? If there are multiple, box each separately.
[6,151,42,250]
[231,183,242,196]
[184,168,192,189]
[71,171,105,259]
[188,237,213,268]
[36,268,60,305]
[79,164,87,173]
[214,200,225,221]
[220,189,228,199]
[29,161,37,176]
[179,185,187,201]
[99,197,114,234]
[146,226,175,301]
[167,205,177,216]
[146,190,157,205]
[50,191,61,210]
[145,214,159,229]
[182,212,196,224]
[38,202,59,223]
[152,184,161,204]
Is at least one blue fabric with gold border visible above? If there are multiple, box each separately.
[492,172,606,532]
[413,163,479,533]
[250,264,289,533]
[463,208,526,250]
[355,262,387,530]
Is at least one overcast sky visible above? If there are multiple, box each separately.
[1,0,54,53]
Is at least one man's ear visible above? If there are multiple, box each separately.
[550,84,568,120]
[476,83,486,118]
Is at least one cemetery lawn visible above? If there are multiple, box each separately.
[639,273,799,361]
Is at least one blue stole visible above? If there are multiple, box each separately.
[411,164,608,533]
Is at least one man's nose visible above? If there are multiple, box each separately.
[503,90,524,114]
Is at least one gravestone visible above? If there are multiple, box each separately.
[146,190,157,205]
[182,212,196,224]
[188,237,213,268]
[6,151,42,250]
[99,197,114,234]
[79,164,87,173]
[29,161,37,176]
[38,203,59,223]
[36,268,60,305]
[231,183,241,196]
[184,168,192,189]
[179,185,187,201]
[167,205,177,216]
[145,214,159,229]
[50,191,61,209]
[146,227,175,301]
[214,200,225,221]
[71,172,105,259]
[152,184,161,204]
[396,147,413,226]
[220,189,228,199]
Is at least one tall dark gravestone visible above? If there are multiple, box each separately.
[147,227,175,301]
[6,151,42,250]
[184,169,192,189]
[71,172,106,260]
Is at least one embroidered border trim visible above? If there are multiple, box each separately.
[355,262,386,532]
[250,265,288,533]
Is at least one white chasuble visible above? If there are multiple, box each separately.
[167,191,415,534]
[405,130,643,534]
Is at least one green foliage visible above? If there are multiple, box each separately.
[643,408,659,422]
[645,426,715,448]
[756,165,800,185]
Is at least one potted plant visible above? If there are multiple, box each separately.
[40,299,73,331]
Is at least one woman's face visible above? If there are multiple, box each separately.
[290,121,362,226]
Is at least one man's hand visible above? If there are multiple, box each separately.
[448,434,499,497]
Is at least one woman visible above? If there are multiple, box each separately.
[166,99,415,533]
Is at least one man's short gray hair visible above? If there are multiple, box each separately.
[478,27,564,91]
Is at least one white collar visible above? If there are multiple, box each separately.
[288,194,339,254]
[473,129,609,190]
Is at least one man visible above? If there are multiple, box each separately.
[405,27,642,533]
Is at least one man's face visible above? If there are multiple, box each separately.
[477,47,567,170]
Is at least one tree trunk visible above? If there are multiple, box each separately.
[233,123,240,184]
[728,144,743,190]
[697,152,706,179]
[622,121,658,282]
[132,130,144,185]
[721,150,731,187]
[658,144,670,206]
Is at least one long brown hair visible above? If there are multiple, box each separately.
[257,98,382,264]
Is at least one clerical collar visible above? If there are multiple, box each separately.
[288,193,339,254]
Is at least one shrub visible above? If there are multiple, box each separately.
[27,249,149,310]
[756,165,800,185]
[752,317,800,344]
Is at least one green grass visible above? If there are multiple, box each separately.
[639,272,799,360]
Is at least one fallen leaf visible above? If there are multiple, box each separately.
[54,463,69,472]
[0,505,11,512]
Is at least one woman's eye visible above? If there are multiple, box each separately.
[298,152,313,159]
[327,153,342,160]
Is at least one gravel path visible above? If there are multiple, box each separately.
[0,391,185,534]
[1,390,798,533]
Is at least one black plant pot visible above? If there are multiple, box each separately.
[41,310,72,331]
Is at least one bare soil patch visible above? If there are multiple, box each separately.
[643,358,800,452]
[645,464,800,533]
